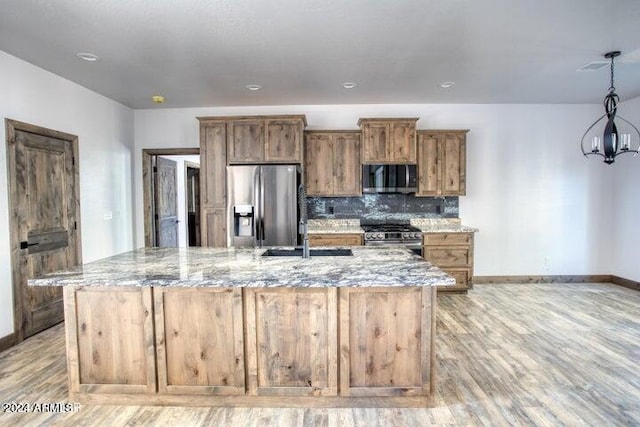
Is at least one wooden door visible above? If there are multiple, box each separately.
[227,120,264,163]
[200,122,226,208]
[6,119,81,340]
[155,156,179,247]
[304,132,334,196]
[333,132,361,196]
[416,133,440,196]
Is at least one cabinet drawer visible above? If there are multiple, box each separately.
[309,234,363,246]
[422,232,472,246]
[437,269,471,292]
[423,247,471,267]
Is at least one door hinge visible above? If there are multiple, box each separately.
[74,221,77,230]
[155,214,159,220]
[153,166,158,173]
[72,156,75,166]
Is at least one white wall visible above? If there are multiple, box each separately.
[611,96,640,282]
[0,51,135,337]
[134,103,612,277]
[157,155,200,248]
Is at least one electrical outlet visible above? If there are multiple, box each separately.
[543,256,551,272]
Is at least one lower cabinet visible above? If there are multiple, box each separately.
[339,287,434,397]
[422,232,474,292]
[154,288,245,395]
[63,287,157,394]
[244,288,338,396]
[308,233,363,246]
[64,285,435,402]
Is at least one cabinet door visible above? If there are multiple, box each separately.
[64,287,156,394]
[245,288,338,397]
[265,120,302,162]
[441,133,466,195]
[200,122,227,207]
[154,288,245,395]
[390,122,416,163]
[362,122,389,163]
[201,207,227,247]
[333,133,361,196]
[228,120,264,163]
[416,133,440,196]
[304,133,334,196]
[339,287,432,397]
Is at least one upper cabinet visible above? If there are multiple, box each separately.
[227,115,306,164]
[304,131,361,197]
[416,130,468,196]
[358,118,418,164]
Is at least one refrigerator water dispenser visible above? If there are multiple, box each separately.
[233,205,254,237]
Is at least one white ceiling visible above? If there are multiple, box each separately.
[2,0,640,109]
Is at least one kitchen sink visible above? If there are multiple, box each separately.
[262,248,353,257]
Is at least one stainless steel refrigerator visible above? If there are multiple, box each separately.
[226,165,299,248]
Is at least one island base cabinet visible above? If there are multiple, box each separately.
[244,288,338,397]
[63,285,437,406]
[154,288,245,395]
[339,287,435,397]
[63,287,157,395]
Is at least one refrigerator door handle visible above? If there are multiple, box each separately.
[260,169,266,242]
[253,169,261,246]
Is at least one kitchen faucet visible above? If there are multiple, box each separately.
[298,184,310,258]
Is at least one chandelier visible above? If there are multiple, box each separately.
[580,51,640,164]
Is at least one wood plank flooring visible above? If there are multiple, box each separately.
[0,282,638,426]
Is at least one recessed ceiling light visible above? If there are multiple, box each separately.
[439,81,455,89]
[151,95,166,104]
[245,84,262,91]
[76,52,100,62]
[342,82,357,89]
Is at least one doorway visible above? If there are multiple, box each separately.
[142,148,201,247]
[5,119,82,341]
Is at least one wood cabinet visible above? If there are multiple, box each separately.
[358,118,418,164]
[339,287,434,396]
[308,233,363,247]
[417,130,468,196]
[227,115,306,164]
[422,232,474,292]
[154,288,245,395]
[304,131,361,196]
[244,288,338,397]
[198,119,228,247]
[64,283,437,404]
[63,287,157,395]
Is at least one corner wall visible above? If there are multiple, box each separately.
[134,103,611,278]
[0,50,135,337]
[611,96,640,282]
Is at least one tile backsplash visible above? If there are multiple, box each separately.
[306,194,458,221]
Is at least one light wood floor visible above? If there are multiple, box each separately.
[1,282,638,426]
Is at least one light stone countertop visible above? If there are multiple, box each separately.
[307,219,364,235]
[29,247,454,288]
[307,218,478,234]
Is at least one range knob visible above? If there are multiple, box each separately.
[414,232,422,239]
[375,232,384,240]
[402,232,411,239]
[365,232,373,240]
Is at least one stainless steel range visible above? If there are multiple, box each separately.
[362,222,422,248]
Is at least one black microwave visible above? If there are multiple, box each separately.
[362,164,417,194]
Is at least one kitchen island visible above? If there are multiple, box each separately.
[30,247,453,407]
